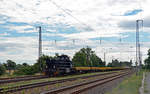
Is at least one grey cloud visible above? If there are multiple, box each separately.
[107,0,137,6]
[118,20,135,30]
[143,17,150,27]
[118,17,150,30]
[0,43,25,53]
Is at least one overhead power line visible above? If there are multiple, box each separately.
[49,0,94,31]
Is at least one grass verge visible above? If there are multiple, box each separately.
[106,71,143,94]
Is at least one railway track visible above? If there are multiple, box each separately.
[0,75,44,80]
[41,70,133,94]
[0,75,48,84]
[0,70,131,94]
[0,71,121,84]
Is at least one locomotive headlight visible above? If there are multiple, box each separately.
[66,68,70,73]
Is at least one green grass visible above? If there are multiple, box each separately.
[107,71,143,94]
[144,83,148,93]
[0,72,41,78]
[144,72,149,93]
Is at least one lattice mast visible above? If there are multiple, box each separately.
[136,20,143,74]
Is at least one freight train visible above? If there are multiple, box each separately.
[45,55,130,76]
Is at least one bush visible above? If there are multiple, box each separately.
[0,64,6,75]
[14,66,35,75]
[32,63,41,73]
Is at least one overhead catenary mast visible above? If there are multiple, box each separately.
[136,20,143,74]
[38,26,42,58]
[119,31,122,62]
[73,39,75,52]
[37,26,42,71]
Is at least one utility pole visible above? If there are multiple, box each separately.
[136,20,143,75]
[99,37,101,44]
[104,52,106,64]
[37,26,42,71]
[73,39,75,45]
[38,26,42,58]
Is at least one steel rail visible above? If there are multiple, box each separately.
[41,70,133,94]
[0,70,128,93]
[0,75,48,84]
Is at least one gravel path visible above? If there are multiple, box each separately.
[144,72,150,94]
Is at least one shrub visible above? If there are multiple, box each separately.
[0,64,6,75]
[14,66,35,75]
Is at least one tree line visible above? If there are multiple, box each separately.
[144,49,150,69]
[0,60,37,76]
[0,55,60,76]
[72,47,105,67]
[0,47,137,76]
[107,59,132,67]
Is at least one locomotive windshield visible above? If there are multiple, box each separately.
[57,55,70,61]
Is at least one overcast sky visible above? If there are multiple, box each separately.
[0,0,150,65]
